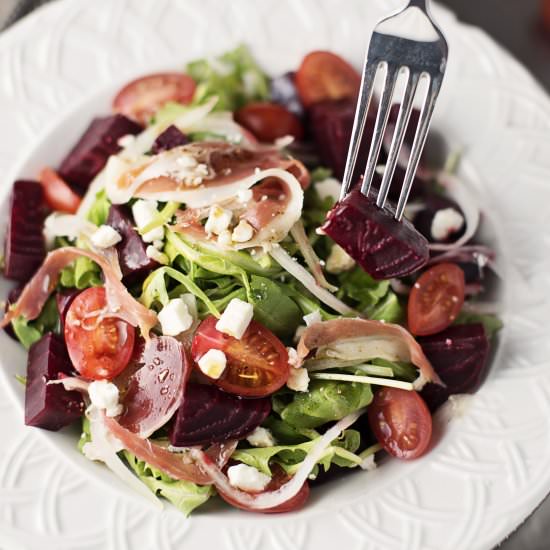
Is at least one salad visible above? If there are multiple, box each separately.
[1,45,501,515]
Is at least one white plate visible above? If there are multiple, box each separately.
[0,1,549,549]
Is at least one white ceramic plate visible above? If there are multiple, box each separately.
[1,1,549,549]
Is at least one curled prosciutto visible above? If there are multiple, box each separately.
[321,188,429,280]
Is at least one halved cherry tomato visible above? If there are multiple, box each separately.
[64,287,135,380]
[234,102,304,143]
[113,73,196,125]
[191,315,289,398]
[368,387,432,460]
[218,465,310,513]
[408,263,465,336]
[39,167,82,214]
[295,51,361,107]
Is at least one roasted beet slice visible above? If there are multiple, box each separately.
[4,180,46,282]
[322,188,429,279]
[106,204,158,283]
[58,115,142,195]
[25,333,84,431]
[270,72,304,117]
[308,98,375,180]
[419,323,491,411]
[56,289,81,333]
[169,383,271,446]
[151,125,189,154]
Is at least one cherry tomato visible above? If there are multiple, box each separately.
[113,73,196,125]
[234,102,304,143]
[408,263,465,336]
[191,316,290,398]
[64,287,135,380]
[39,167,82,214]
[295,51,361,107]
[218,465,310,513]
[368,387,432,460]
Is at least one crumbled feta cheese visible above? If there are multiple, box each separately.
[216,298,254,340]
[88,380,123,417]
[287,367,310,392]
[90,225,122,249]
[246,427,276,448]
[315,177,341,202]
[274,135,295,148]
[132,199,164,242]
[232,220,254,243]
[205,205,233,235]
[294,325,306,343]
[158,298,194,336]
[179,293,198,320]
[152,239,164,250]
[146,245,169,265]
[326,244,355,274]
[217,230,233,247]
[287,347,299,368]
[117,134,136,148]
[303,310,322,327]
[197,349,227,379]
[176,154,198,168]
[227,463,271,492]
[237,189,253,203]
[430,208,464,241]
[360,454,377,471]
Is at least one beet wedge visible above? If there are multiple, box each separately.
[25,333,84,431]
[322,188,429,279]
[151,125,189,154]
[419,323,491,411]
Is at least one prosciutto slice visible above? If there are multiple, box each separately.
[0,247,157,338]
[296,318,440,388]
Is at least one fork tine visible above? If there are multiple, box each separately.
[340,61,378,200]
[376,70,420,209]
[360,63,399,197]
[394,76,442,220]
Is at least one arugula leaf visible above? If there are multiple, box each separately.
[369,358,418,382]
[454,311,503,339]
[11,297,59,350]
[85,189,111,226]
[274,380,373,429]
[124,451,213,516]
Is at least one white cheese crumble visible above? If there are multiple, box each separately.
[303,310,322,327]
[360,454,377,471]
[231,220,254,243]
[326,244,355,274]
[132,199,164,243]
[90,225,122,249]
[205,205,233,235]
[315,177,342,202]
[217,230,233,248]
[286,347,299,368]
[287,366,310,392]
[246,427,276,448]
[88,380,123,417]
[197,349,227,379]
[294,325,306,343]
[237,189,253,203]
[216,298,254,340]
[227,463,271,492]
[146,245,169,265]
[158,298,194,336]
[430,208,464,241]
[179,293,198,321]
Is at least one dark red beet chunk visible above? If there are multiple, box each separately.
[151,125,189,154]
[419,323,491,411]
[322,188,429,279]
[170,383,271,446]
[25,333,84,431]
[106,205,158,283]
[308,98,375,180]
[56,289,81,333]
[270,72,304,117]
[4,180,46,282]
[58,115,142,195]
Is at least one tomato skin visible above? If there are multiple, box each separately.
[295,51,361,107]
[368,387,432,460]
[191,316,290,398]
[218,466,310,514]
[408,263,465,336]
[39,167,82,214]
[113,73,196,125]
[234,102,304,143]
[64,287,135,380]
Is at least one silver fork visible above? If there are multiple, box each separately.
[340,0,448,221]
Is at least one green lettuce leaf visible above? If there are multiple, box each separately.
[454,311,503,339]
[11,297,59,350]
[85,189,111,226]
[186,44,269,111]
[274,379,373,429]
[124,451,213,516]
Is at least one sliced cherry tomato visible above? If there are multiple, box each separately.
[39,167,82,214]
[218,465,310,513]
[295,51,361,107]
[64,287,135,380]
[408,263,465,336]
[368,387,432,460]
[113,73,196,125]
[234,102,304,143]
[191,315,289,398]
